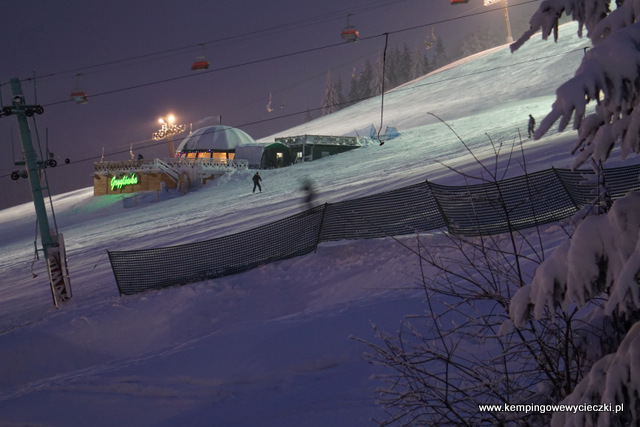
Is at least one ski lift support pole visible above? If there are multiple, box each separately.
[5,77,72,308]
[378,33,389,146]
[9,78,53,251]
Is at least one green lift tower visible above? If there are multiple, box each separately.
[2,77,72,308]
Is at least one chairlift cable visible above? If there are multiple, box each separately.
[6,0,540,108]
[1,0,410,87]
[41,37,362,107]
[0,0,538,91]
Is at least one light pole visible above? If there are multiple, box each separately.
[485,0,513,44]
[152,114,186,158]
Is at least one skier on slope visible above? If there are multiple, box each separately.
[252,172,262,193]
[300,177,316,210]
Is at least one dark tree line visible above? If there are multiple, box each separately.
[316,21,544,119]
[318,37,448,117]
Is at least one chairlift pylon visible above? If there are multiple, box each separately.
[191,43,210,71]
[70,74,88,104]
[341,14,359,42]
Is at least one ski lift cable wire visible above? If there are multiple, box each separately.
[39,0,534,109]
[377,33,389,146]
[1,0,538,93]
[40,37,369,107]
[2,0,411,86]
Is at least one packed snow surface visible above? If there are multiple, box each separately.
[1,23,637,426]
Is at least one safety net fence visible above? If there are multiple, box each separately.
[109,205,326,295]
[108,164,640,295]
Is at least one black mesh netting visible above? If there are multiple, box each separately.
[319,181,445,241]
[428,169,581,236]
[109,205,325,295]
[552,167,595,208]
[603,164,640,199]
[108,165,640,295]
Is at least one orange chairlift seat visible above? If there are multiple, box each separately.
[341,14,359,42]
[191,43,210,71]
[191,59,210,71]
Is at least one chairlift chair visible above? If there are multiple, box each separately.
[71,90,88,104]
[266,93,273,112]
[341,14,359,42]
[191,59,210,71]
[191,43,210,71]
[450,0,469,3]
[71,74,88,104]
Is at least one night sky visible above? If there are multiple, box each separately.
[0,0,539,209]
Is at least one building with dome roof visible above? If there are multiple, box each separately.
[176,125,256,160]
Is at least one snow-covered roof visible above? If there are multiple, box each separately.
[175,125,256,152]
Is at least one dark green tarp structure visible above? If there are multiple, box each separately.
[260,143,294,169]
[275,135,361,162]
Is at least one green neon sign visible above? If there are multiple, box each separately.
[110,173,139,191]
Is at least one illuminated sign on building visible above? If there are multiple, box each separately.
[110,173,139,191]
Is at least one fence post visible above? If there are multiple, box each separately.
[551,167,581,211]
[314,202,329,252]
[425,180,452,233]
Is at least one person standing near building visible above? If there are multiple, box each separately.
[528,114,536,138]
[252,172,262,193]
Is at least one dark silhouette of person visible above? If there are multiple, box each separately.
[301,177,316,209]
[252,172,262,193]
[528,114,536,138]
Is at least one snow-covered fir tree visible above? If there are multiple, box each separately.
[432,37,447,69]
[321,70,342,115]
[335,75,345,109]
[384,45,401,89]
[373,50,385,97]
[304,107,316,123]
[372,43,428,94]
[510,1,640,425]
[359,60,374,100]
[348,68,360,107]
[348,62,375,106]
[459,26,503,58]
[398,43,412,85]
[409,45,430,81]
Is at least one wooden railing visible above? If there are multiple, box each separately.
[94,158,249,174]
